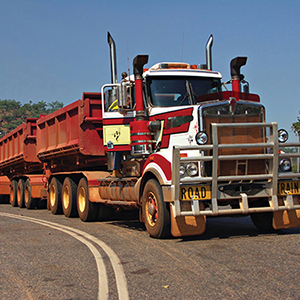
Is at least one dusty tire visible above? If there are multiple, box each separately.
[250,199,274,232]
[49,177,63,215]
[250,212,274,232]
[62,177,78,218]
[17,179,25,208]
[10,180,18,207]
[24,178,37,209]
[142,179,171,238]
[77,178,97,222]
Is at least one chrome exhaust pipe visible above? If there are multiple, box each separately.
[107,32,118,84]
[206,34,213,70]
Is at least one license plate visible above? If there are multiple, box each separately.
[277,181,300,196]
[180,185,211,201]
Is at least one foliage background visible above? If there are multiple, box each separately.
[0,99,63,138]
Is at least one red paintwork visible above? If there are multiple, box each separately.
[135,78,144,112]
[143,153,172,181]
[130,120,152,146]
[197,91,260,103]
[0,176,11,195]
[36,92,107,172]
[149,108,193,149]
[0,118,42,177]
[232,79,240,94]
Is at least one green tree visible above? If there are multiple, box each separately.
[292,111,300,135]
[0,99,64,138]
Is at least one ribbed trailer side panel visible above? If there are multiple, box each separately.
[0,118,42,176]
[36,92,107,172]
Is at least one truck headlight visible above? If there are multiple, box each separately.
[186,162,198,176]
[179,165,186,176]
[278,129,288,143]
[196,131,208,145]
[279,158,291,172]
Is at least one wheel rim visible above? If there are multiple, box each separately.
[25,186,29,204]
[78,187,86,213]
[63,186,70,209]
[145,191,158,227]
[9,186,14,204]
[50,184,56,207]
[17,185,21,204]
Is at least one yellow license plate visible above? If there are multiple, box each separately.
[278,181,300,196]
[180,185,211,201]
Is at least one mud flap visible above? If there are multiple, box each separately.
[273,210,300,229]
[273,195,300,229]
[170,205,206,237]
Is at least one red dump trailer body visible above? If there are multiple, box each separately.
[0,118,41,176]
[0,118,45,207]
[36,92,107,176]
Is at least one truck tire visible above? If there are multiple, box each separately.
[49,177,63,214]
[77,178,97,222]
[10,180,18,207]
[62,177,78,218]
[17,179,25,208]
[142,179,171,238]
[24,178,37,209]
[250,199,274,232]
[250,212,274,232]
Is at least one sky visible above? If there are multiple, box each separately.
[0,0,300,141]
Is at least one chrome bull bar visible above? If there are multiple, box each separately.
[171,122,300,217]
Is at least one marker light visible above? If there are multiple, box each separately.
[279,159,291,172]
[278,129,288,143]
[196,131,208,145]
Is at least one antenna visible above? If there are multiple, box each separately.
[181,32,184,61]
[127,40,131,80]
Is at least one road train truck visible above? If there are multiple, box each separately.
[1,32,300,238]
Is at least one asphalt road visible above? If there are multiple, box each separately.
[1,204,300,300]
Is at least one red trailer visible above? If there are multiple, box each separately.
[0,118,44,208]
[36,92,110,219]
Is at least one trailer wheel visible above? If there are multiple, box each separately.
[49,177,62,214]
[62,177,78,218]
[24,178,37,209]
[142,179,171,238]
[17,179,25,208]
[10,180,18,207]
[77,178,97,222]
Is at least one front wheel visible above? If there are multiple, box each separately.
[142,179,171,238]
[250,199,275,232]
[77,178,97,222]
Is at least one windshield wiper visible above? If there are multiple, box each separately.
[185,80,196,105]
[178,80,194,106]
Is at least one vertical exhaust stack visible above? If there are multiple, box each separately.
[133,55,149,120]
[206,34,213,70]
[230,57,247,94]
[130,55,151,156]
[107,32,118,84]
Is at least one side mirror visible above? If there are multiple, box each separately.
[118,81,134,114]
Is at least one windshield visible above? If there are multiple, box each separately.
[146,76,221,107]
